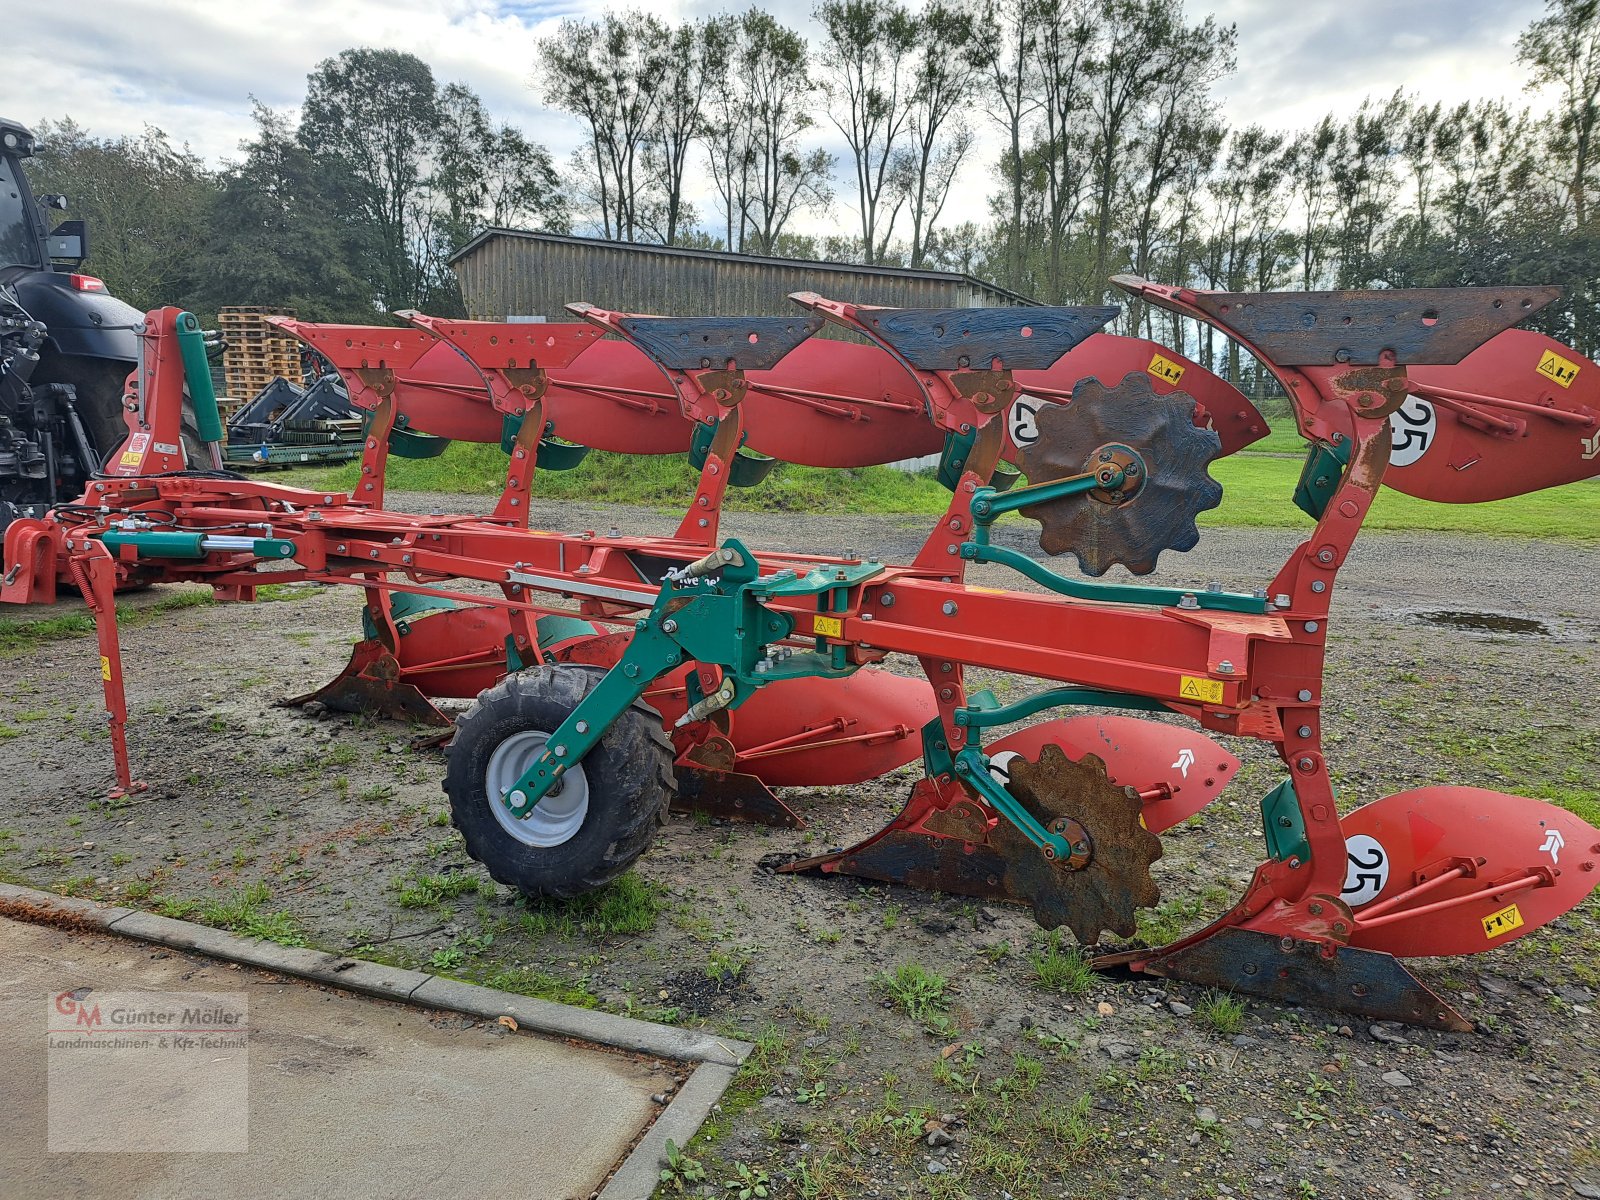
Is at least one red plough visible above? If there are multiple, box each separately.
[3,279,1596,1031]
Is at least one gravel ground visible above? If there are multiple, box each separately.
[1,495,1596,1200]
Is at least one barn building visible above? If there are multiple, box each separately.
[448,229,1033,321]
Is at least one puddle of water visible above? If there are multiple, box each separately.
[1412,610,1550,636]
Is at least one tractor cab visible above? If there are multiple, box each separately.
[0,118,88,275]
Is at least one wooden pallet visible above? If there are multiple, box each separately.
[219,306,301,399]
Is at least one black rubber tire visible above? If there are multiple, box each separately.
[443,663,675,899]
[42,351,206,468]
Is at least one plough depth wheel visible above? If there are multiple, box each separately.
[444,664,676,899]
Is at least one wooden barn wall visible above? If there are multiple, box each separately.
[454,238,1020,322]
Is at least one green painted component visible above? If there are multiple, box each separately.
[97,530,205,559]
[505,635,526,674]
[388,415,451,459]
[936,427,978,491]
[175,311,224,444]
[1260,778,1311,863]
[1293,439,1351,521]
[536,614,601,649]
[361,592,459,640]
[937,428,1023,492]
[962,542,1268,614]
[955,686,1166,729]
[251,539,297,559]
[499,414,523,455]
[970,474,1103,523]
[749,560,885,599]
[953,746,1073,859]
[964,688,999,713]
[919,717,956,779]
[505,537,873,815]
[989,462,1022,492]
[498,414,591,469]
[689,419,778,487]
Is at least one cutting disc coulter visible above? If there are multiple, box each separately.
[994,744,1164,944]
[1015,373,1224,576]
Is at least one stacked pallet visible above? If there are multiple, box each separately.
[218,306,301,415]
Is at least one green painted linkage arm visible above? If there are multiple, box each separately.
[951,746,1073,860]
[175,312,224,444]
[969,475,1100,524]
[955,685,1167,729]
[960,541,1267,614]
[504,619,685,817]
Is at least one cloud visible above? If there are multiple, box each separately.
[0,0,1557,239]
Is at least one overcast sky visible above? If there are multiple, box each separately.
[1,0,1555,238]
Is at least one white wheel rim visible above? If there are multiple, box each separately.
[485,730,589,848]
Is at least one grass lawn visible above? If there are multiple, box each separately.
[277,437,1600,541]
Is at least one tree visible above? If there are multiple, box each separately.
[1519,0,1600,226]
[707,10,834,255]
[817,0,920,264]
[536,13,669,241]
[299,47,441,311]
[25,119,217,313]
[640,19,730,244]
[969,0,1042,292]
[898,1,980,267]
[192,103,373,321]
[1031,0,1095,301]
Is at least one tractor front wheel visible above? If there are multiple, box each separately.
[443,664,674,899]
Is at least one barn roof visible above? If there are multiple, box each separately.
[448,228,1036,306]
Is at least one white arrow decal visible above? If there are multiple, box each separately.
[1582,431,1600,461]
[1172,748,1195,777]
[1540,828,1565,864]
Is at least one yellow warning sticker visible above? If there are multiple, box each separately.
[1482,903,1525,940]
[1178,675,1225,704]
[1536,348,1580,389]
[117,449,145,467]
[1148,352,1187,386]
[813,615,843,638]
[99,655,111,681]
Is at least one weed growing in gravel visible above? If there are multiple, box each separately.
[875,962,949,1020]
[394,869,481,908]
[1029,930,1094,994]
[198,882,306,946]
[706,946,752,985]
[519,872,661,937]
[658,1139,707,1193]
[1197,990,1248,1035]
[475,965,600,1008]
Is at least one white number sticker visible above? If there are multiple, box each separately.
[1009,396,1042,448]
[1340,834,1390,907]
[1387,397,1436,467]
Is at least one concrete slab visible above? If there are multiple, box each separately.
[0,917,680,1200]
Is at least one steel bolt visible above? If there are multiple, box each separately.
[554,744,566,757]
[1217,660,1234,673]
[1310,580,1326,593]
[1304,621,1319,633]
[1206,581,1222,593]
[941,601,958,616]
[1297,725,1312,738]
[508,790,527,810]
[1274,594,1291,608]
[662,619,679,634]
[576,721,589,734]
[1178,593,1199,609]
[1296,756,1314,772]
[1297,689,1313,702]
